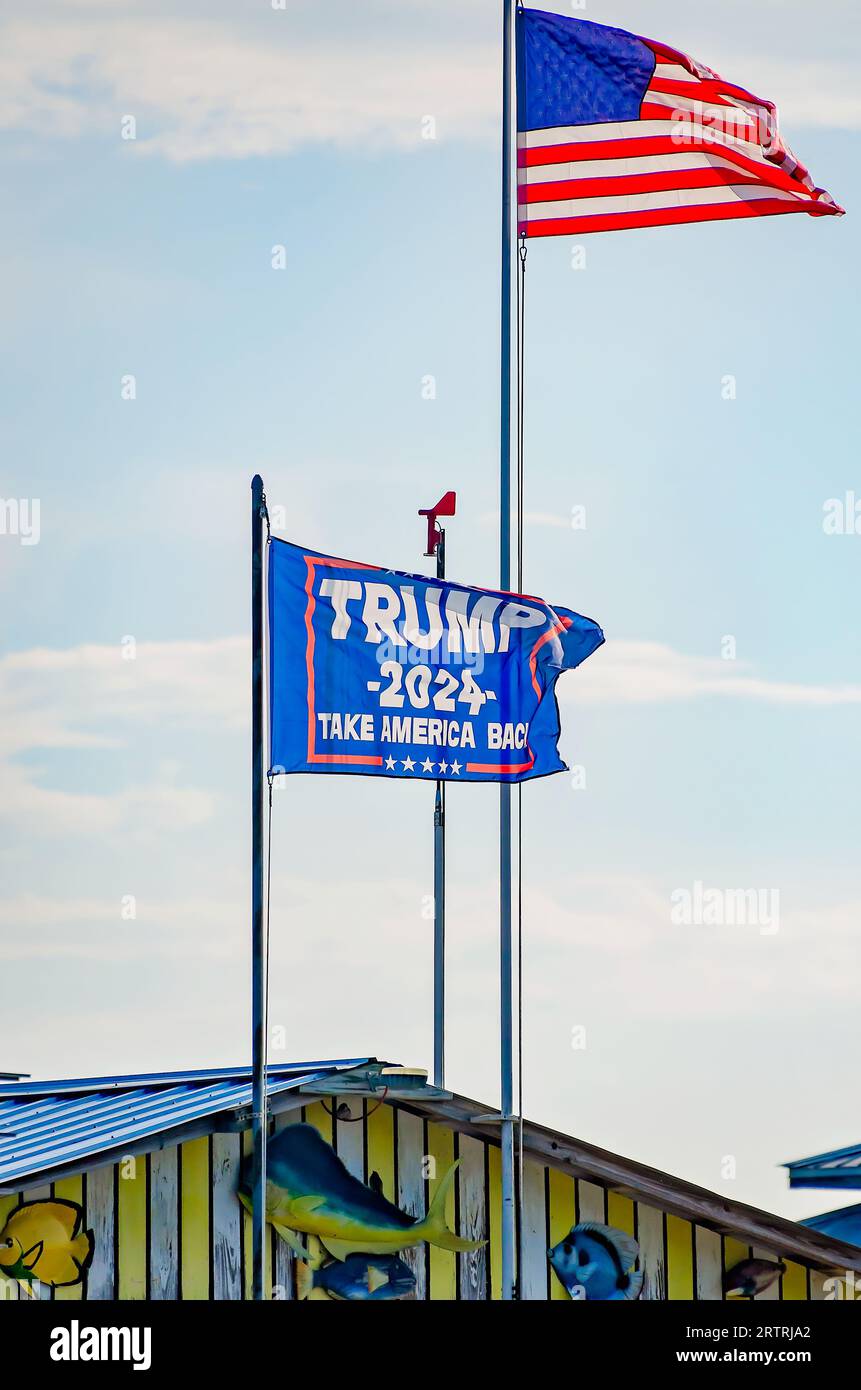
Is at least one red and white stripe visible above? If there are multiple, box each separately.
[518,38,844,237]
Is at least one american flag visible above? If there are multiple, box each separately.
[517,8,844,238]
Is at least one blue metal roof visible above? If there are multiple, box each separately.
[801,1202,861,1248]
[784,1142,861,1190]
[0,1060,371,1190]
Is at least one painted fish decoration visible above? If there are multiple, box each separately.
[239,1122,483,1261]
[548,1222,643,1301]
[724,1257,786,1298]
[297,1247,416,1301]
[0,1199,94,1290]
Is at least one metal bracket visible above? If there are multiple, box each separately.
[299,1063,452,1101]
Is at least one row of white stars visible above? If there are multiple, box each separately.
[384,755,462,775]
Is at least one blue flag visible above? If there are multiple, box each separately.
[268,538,603,783]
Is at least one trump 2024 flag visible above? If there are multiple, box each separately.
[268,538,603,783]
[517,7,844,237]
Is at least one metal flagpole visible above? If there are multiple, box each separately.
[250,473,268,1301]
[433,525,447,1089]
[419,491,456,1090]
[433,524,446,1091]
[499,0,516,1302]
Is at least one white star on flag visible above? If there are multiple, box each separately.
[438,759,448,774]
[450,760,462,775]
[402,756,415,772]
[421,758,435,773]
[384,756,396,771]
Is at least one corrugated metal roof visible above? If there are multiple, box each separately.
[784,1142,861,1189]
[801,1203,861,1247]
[0,1060,371,1190]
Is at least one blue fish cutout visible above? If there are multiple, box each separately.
[548,1222,643,1301]
[297,1249,416,1301]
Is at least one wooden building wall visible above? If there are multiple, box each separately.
[0,1099,825,1301]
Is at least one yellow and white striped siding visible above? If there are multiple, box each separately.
[0,1101,835,1300]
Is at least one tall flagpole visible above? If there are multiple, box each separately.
[499,0,516,1302]
[251,473,268,1301]
[419,491,456,1088]
[433,525,446,1090]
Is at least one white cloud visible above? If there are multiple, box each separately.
[0,638,244,834]
[0,892,240,960]
[0,2,856,165]
[739,57,861,128]
[0,761,216,838]
[7,868,857,1017]
[568,640,861,706]
[0,637,247,759]
[1,631,857,834]
[0,13,497,163]
[479,510,573,530]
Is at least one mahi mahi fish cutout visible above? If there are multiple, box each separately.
[238,1122,483,1261]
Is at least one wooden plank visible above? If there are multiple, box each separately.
[149,1148,178,1300]
[638,1204,667,1300]
[666,1214,694,1300]
[809,1269,829,1301]
[0,1192,20,1302]
[457,1133,487,1301]
[426,1122,456,1300]
[752,1244,781,1301]
[86,1165,116,1301]
[396,1109,427,1302]
[695,1227,723,1301]
[53,1175,84,1301]
[403,1099,861,1276]
[236,1129,271,1300]
[606,1191,639,1300]
[212,1133,242,1300]
[335,1096,365,1179]
[366,1102,395,1202]
[272,1112,299,1301]
[241,1130,253,1300]
[487,1143,502,1301]
[723,1235,751,1301]
[781,1259,808,1301]
[547,1167,576,1302]
[607,1191,635,1237]
[520,1160,548,1301]
[577,1179,605,1223]
[180,1138,210,1300]
[303,1100,334,1143]
[116,1159,147,1300]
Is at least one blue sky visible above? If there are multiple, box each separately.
[1,0,859,1221]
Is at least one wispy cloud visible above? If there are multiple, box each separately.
[0,2,856,164]
[0,11,497,163]
[0,892,240,960]
[569,641,861,706]
[479,510,573,531]
[0,637,247,760]
[2,633,857,836]
[0,639,244,834]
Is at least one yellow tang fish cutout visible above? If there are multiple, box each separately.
[0,1199,94,1292]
